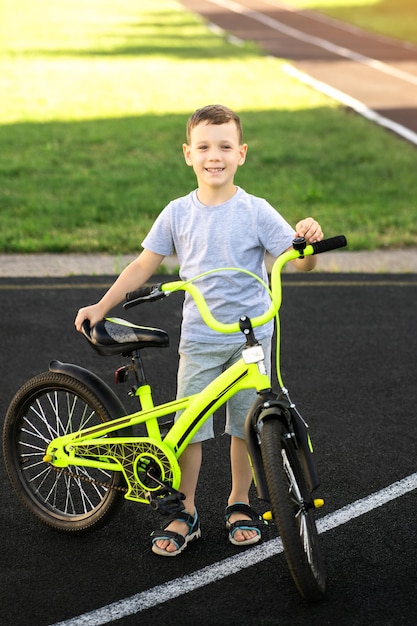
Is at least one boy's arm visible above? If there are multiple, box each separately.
[74,249,165,331]
[289,217,323,271]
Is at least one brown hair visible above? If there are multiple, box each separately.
[186,104,243,144]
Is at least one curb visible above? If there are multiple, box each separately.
[1,250,417,277]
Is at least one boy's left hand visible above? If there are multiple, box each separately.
[295,217,323,244]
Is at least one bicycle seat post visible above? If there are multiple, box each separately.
[127,349,156,412]
[131,349,147,389]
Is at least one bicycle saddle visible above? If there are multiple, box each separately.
[82,318,169,356]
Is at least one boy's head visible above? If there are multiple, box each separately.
[186,104,243,144]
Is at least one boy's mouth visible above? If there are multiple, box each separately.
[205,167,224,173]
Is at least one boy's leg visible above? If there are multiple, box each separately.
[153,340,223,554]
[153,441,202,554]
[227,436,259,543]
[225,336,272,543]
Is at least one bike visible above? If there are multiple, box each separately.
[3,235,347,602]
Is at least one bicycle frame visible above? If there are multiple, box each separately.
[44,343,272,503]
[43,238,346,505]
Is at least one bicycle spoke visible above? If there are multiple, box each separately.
[282,448,316,567]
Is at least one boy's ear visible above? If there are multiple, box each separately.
[238,143,248,165]
[183,143,192,166]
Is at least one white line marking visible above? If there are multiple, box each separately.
[282,63,417,146]
[49,471,417,626]
[262,0,417,51]
[318,472,417,532]
[207,0,417,86]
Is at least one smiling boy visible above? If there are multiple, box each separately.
[75,104,323,556]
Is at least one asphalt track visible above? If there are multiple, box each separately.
[1,272,417,626]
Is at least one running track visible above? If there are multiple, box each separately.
[179,0,417,145]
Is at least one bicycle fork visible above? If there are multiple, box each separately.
[244,393,323,507]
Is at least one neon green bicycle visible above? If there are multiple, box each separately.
[3,235,346,602]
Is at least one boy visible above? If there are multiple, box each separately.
[75,104,323,556]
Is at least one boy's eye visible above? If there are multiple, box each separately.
[195,144,233,150]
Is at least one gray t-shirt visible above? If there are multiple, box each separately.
[142,187,295,343]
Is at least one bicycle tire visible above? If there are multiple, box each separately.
[260,418,326,601]
[3,371,125,534]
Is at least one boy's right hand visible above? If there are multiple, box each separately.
[74,304,105,332]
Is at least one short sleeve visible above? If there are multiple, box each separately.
[141,204,175,257]
[258,200,295,257]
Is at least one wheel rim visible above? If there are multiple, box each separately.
[16,387,116,519]
[281,448,319,574]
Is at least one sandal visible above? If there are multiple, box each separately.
[225,502,266,546]
[151,509,201,557]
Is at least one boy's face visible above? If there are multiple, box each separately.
[183,121,247,190]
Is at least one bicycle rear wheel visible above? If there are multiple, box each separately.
[3,371,125,534]
[260,418,326,601]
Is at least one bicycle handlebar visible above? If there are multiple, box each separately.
[123,235,347,332]
[125,283,165,306]
[310,235,347,255]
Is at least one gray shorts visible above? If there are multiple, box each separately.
[175,336,272,442]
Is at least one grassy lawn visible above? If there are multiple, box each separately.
[0,0,416,254]
[284,0,417,45]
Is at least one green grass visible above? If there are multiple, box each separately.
[0,0,416,254]
[284,0,417,45]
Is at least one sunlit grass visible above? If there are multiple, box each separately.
[284,0,417,44]
[0,56,337,123]
[0,0,331,124]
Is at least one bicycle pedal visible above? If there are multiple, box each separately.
[313,498,325,509]
[147,489,186,515]
[262,510,273,521]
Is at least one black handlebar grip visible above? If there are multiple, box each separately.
[124,283,165,309]
[311,235,347,255]
[125,285,154,302]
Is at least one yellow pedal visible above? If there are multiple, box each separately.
[43,454,53,463]
[263,510,273,521]
[313,498,325,509]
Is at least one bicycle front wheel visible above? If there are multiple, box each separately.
[260,418,326,601]
[3,371,125,534]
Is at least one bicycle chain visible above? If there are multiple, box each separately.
[48,463,185,515]
[49,464,128,493]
